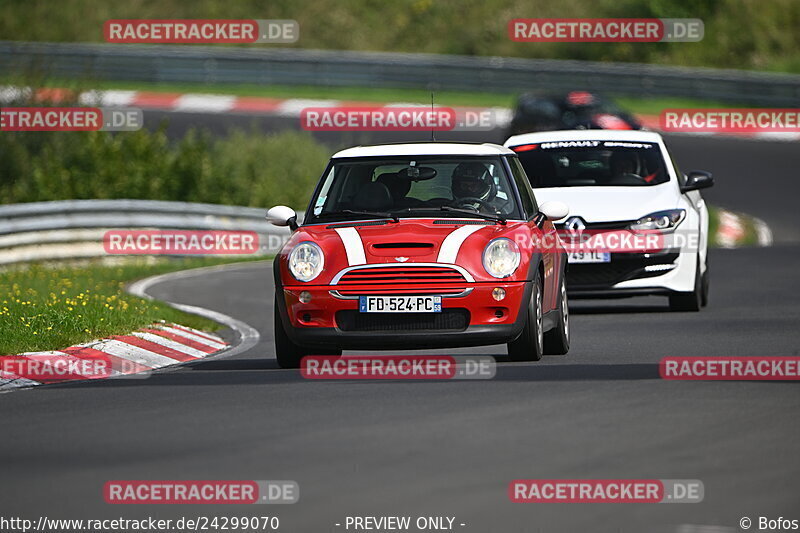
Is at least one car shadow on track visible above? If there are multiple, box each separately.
[569,302,669,314]
[51,358,661,389]
[491,362,660,381]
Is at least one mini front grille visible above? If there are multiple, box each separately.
[372,242,434,249]
[337,266,467,285]
[335,286,467,296]
[336,309,469,332]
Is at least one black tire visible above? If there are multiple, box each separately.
[543,275,570,355]
[669,260,702,312]
[273,294,308,368]
[507,277,544,362]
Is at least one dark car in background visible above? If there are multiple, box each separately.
[508,91,642,136]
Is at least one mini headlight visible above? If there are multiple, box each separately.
[288,242,324,282]
[483,238,520,279]
[630,209,686,232]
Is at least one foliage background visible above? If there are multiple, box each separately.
[1,0,798,72]
[0,128,331,210]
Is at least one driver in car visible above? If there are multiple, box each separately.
[609,152,641,180]
[609,152,659,184]
[450,162,497,212]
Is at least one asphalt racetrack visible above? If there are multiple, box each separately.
[1,110,799,532]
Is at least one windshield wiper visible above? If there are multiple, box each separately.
[394,206,506,225]
[316,210,399,223]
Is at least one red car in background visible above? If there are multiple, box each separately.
[267,143,571,368]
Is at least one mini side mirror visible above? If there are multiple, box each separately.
[538,201,570,222]
[266,205,298,231]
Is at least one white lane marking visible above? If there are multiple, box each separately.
[94,339,180,368]
[79,89,137,106]
[334,227,367,265]
[127,261,262,362]
[174,94,237,113]
[0,85,32,103]
[754,131,800,141]
[276,98,341,116]
[130,332,209,358]
[168,324,226,344]
[155,325,228,350]
[753,216,774,246]
[437,225,485,263]
[0,370,41,391]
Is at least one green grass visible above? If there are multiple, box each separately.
[0,256,264,354]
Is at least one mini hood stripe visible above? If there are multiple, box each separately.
[334,227,367,266]
[437,225,486,263]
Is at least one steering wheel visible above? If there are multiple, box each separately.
[453,197,495,211]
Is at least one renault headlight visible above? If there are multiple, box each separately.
[483,238,520,278]
[630,209,686,232]
[288,242,324,282]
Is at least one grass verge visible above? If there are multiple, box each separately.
[0,256,264,355]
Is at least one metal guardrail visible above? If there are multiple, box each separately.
[0,199,294,265]
[2,41,800,106]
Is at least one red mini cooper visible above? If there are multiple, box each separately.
[267,143,571,368]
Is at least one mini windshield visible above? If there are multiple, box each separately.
[308,156,522,221]
[513,141,669,188]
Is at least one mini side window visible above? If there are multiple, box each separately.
[509,157,538,217]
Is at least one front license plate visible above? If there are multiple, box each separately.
[568,251,611,264]
[359,295,442,313]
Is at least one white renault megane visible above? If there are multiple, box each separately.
[505,130,714,311]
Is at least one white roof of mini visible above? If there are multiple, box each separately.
[505,129,664,147]
[332,143,515,158]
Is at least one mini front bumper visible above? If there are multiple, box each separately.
[276,281,532,350]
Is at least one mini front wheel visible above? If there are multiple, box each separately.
[543,276,570,355]
[508,278,544,361]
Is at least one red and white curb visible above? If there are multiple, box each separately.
[2,85,798,141]
[0,85,513,126]
[0,262,263,393]
[0,323,229,391]
[715,208,773,248]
